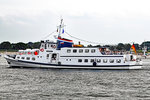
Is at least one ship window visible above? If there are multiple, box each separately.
[116,59,121,63]
[42,44,44,47]
[70,59,71,61]
[45,44,47,49]
[25,52,27,55]
[103,59,108,63]
[47,54,49,58]
[78,59,82,62]
[17,57,20,59]
[21,57,25,59]
[91,59,94,62]
[91,49,96,53]
[109,59,114,63]
[31,52,34,55]
[73,49,77,53]
[79,49,83,53]
[66,59,68,61]
[84,59,88,62]
[40,56,42,58]
[67,49,71,53]
[97,59,101,63]
[85,49,89,53]
[32,57,35,60]
[26,57,30,60]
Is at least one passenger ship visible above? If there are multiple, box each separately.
[4,19,142,69]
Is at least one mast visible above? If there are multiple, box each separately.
[58,19,65,37]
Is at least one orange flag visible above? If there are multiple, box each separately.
[131,44,137,54]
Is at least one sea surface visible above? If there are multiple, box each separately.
[0,57,150,100]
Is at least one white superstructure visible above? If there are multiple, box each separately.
[4,19,142,69]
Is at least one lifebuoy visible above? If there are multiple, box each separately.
[40,48,44,52]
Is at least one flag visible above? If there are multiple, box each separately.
[62,29,64,33]
[131,44,137,54]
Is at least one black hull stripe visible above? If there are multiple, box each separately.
[15,60,141,67]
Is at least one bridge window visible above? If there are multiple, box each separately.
[67,49,71,53]
[78,59,82,62]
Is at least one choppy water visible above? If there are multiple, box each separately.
[0,57,150,100]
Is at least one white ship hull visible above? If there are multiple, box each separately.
[5,55,142,70]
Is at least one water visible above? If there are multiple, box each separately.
[0,57,150,100]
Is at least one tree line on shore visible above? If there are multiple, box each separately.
[0,41,150,53]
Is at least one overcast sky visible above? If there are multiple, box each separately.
[0,0,150,45]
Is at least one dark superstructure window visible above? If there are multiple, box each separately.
[26,57,30,60]
[84,59,88,62]
[91,49,96,53]
[91,59,94,62]
[78,59,82,62]
[73,49,77,53]
[79,49,83,53]
[85,49,89,53]
[109,59,114,63]
[32,57,35,61]
[67,49,71,53]
[97,59,101,63]
[21,57,25,59]
[116,59,121,63]
[47,54,49,58]
[103,59,108,63]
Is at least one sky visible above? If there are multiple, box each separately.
[0,0,150,45]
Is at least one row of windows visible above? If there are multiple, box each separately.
[17,56,36,61]
[78,59,122,63]
[41,44,56,49]
[67,49,96,53]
